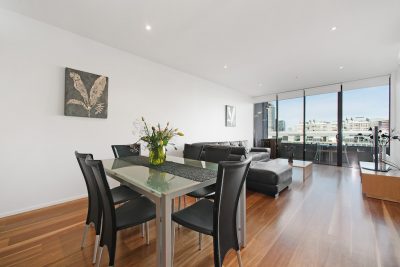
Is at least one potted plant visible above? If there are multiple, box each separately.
[134,117,184,165]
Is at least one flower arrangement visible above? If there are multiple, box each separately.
[364,128,399,146]
[369,129,390,146]
[133,117,184,165]
[356,128,400,170]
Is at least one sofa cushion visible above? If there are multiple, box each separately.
[203,145,232,163]
[248,151,270,162]
[230,146,247,156]
[230,141,240,146]
[199,145,231,161]
[238,140,250,153]
[183,144,203,160]
[239,140,249,148]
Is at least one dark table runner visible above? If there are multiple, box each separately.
[111,156,217,182]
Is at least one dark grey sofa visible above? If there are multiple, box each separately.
[189,140,270,162]
[247,160,292,197]
[184,141,291,198]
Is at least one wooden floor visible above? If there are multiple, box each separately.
[1,165,400,267]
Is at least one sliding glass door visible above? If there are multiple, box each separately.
[277,97,304,159]
[305,92,338,165]
[342,85,390,167]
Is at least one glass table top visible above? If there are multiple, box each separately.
[102,155,218,197]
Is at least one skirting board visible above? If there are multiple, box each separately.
[0,194,87,218]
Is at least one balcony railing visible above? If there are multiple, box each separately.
[278,142,375,167]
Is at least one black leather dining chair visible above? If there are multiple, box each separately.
[203,145,233,164]
[172,158,251,267]
[176,144,204,209]
[111,144,149,236]
[111,144,141,158]
[183,144,203,160]
[187,146,232,200]
[184,146,232,250]
[75,151,141,264]
[85,155,156,267]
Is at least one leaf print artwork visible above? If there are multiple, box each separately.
[95,103,105,115]
[64,68,108,118]
[69,72,89,106]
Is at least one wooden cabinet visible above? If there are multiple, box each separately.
[360,161,400,203]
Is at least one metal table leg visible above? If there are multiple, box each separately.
[156,195,173,267]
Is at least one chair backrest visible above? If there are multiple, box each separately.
[74,151,101,234]
[204,146,232,163]
[111,144,141,158]
[85,156,117,248]
[213,158,251,267]
[183,144,203,160]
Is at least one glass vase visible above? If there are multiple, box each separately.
[149,146,166,165]
[379,145,386,162]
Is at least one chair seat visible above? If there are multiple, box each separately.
[172,199,214,235]
[111,185,141,204]
[187,185,215,199]
[116,197,156,230]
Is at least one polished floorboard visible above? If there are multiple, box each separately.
[1,165,400,267]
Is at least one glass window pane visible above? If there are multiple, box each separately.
[253,103,264,147]
[267,101,277,139]
[278,97,304,159]
[253,102,276,147]
[342,85,390,167]
[305,93,337,165]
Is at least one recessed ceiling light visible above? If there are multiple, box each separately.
[145,25,152,31]
[339,66,344,70]
[223,65,228,69]
[331,26,337,31]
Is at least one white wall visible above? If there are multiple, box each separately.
[0,9,253,217]
[391,65,400,165]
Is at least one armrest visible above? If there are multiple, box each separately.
[250,147,271,153]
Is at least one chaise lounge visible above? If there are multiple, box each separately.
[247,160,292,198]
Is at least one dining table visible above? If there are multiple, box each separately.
[101,155,247,267]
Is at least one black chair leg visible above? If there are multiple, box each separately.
[108,240,116,267]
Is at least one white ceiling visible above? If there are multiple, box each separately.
[1,0,399,96]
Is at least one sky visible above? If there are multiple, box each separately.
[273,85,389,130]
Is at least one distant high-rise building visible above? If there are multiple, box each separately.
[278,120,286,131]
[268,103,276,131]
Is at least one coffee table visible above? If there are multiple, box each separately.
[276,158,313,181]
